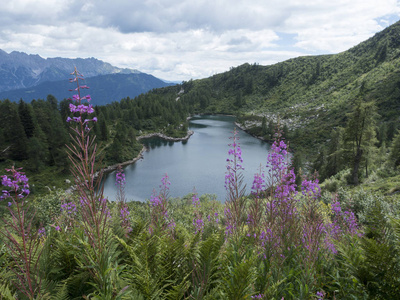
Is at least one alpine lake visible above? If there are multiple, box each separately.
[102,115,272,202]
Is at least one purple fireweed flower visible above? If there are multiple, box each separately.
[38,227,46,239]
[79,197,89,207]
[325,199,361,253]
[81,95,91,102]
[224,128,247,239]
[274,169,297,201]
[160,174,171,190]
[66,70,96,125]
[1,175,12,187]
[207,211,219,224]
[224,207,236,236]
[149,174,175,236]
[301,177,321,200]
[69,103,77,112]
[193,217,205,234]
[251,170,265,196]
[1,166,44,297]
[192,192,200,207]
[115,170,126,187]
[150,193,162,207]
[224,129,245,193]
[0,167,30,200]
[61,201,77,215]
[331,201,341,214]
[316,291,325,300]
[192,191,204,234]
[266,136,290,184]
[119,203,132,233]
[120,205,130,221]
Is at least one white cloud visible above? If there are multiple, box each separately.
[0,0,399,81]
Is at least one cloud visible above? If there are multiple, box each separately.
[281,0,400,52]
[0,0,399,81]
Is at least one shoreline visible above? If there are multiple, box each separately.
[65,130,195,194]
[100,130,194,175]
[234,121,274,144]
[137,130,194,142]
[65,146,147,194]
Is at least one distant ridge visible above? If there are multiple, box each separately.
[0,49,178,104]
[0,49,140,92]
[0,73,174,105]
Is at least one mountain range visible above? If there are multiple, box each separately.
[0,50,173,104]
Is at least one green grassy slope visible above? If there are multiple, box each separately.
[156,21,400,153]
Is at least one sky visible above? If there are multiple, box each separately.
[0,0,400,82]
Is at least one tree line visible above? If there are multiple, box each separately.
[311,97,400,186]
[0,92,190,188]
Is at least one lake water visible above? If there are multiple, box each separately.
[102,115,271,202]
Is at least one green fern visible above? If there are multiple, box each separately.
[186,233,224,299]
[117,234,166,299]
[50,283,69,300]
[0,283,16,300]
[219,239,256,300]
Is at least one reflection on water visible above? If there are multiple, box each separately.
[102,115,272,202]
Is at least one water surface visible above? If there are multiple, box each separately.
[102,115,271,202]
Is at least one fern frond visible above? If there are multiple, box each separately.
[0,283,16,300]
[50,283,69,300]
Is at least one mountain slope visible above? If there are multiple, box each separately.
[157,20,400,150]
[0,50,140,92]
[0,73,174,105]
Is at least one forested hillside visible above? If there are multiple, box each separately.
[173,20,400,137]
[0,87,189,193]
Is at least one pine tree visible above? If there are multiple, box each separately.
[324,128,344,178]
[99,119,108,141]
[343,99,378,185]
[235,91,243,108]
[0,100,29,161]
[389,129,400,168]
[18,100,36,138]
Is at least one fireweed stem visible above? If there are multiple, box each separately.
[0,167,41,298]
[66,67,111,288]
[224,128,247,240]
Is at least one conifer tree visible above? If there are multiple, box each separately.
[0,100,29,160]
[343,99,378,185]
[99,118,108,141]
[389,129,400,168]
[324,128,344,178]
[18,100,36,138]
